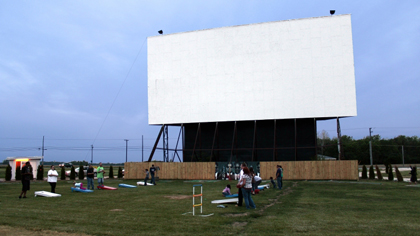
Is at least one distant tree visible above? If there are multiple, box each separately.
[118,167,123,179]
[369,165,375,180]
[109,165,114,179]
[78,164,85,180]
[361,165,368,179]
[395,166,403,182]
[70,166,76,180]
[5,164,12,181]
[318,130,330,156]
[61,166,66,180]
[375,165,383,180]
[16,166,22,180]
[388,165,394,181]
[37,165,44,180]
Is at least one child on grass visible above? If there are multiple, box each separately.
[222,184,232,196]
[73,181,86,190]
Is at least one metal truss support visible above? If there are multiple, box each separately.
[252,121,256,161]
[294,119,297,161]
[210,122,218,162]
[337,117,342,160]
[171,124,183,162]
[163,125,169,162]
[229,121,237,163]
[192,123,201,161]
[273,120,277,161]
[148,125,165,162]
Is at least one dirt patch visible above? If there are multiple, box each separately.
[0,225,91,236]
[232,222,248,228]
[224,182,298,217]
[164,195,192,200]
[225,212,250,217]
[110,209,124,211]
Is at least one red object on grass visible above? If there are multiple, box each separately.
[97,185,117,190]
[255,189,260,194]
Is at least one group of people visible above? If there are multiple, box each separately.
[221,163,259,209]
[144,164,158,185]
[221,164,284,209]
[18,161,112,198]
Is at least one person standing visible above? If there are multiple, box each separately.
[86,164,95,190]
[235,163,246,207]
[96,162,105,187]
[409,165,417,184]
[280,165,283,188]
[276,165,282,190]
[253,174,262,193]
[150,164,157,185]
[240,167,256,209]
[47,165,59,193]
[249,167,256,194]
[19,162,32,199]
[144,169,149,186]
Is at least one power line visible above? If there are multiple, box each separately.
[90,37,148,146]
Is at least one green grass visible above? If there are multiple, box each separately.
[1,179,420,235]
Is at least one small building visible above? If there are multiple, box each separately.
[6,156,42,180]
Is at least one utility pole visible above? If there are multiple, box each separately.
[91,145,94,164]
[336,118,342,160]
[142,135,144,162]
[369,128,373,166]
[124,139,129,163]
[39,136,47,165]
[402,145,405,167]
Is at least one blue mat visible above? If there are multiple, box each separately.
[119,184,137,188]
[225,194,238,198]
[71,187,93,193]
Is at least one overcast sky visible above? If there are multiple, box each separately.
[1,1,419,163]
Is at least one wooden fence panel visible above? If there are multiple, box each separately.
[125,161,358,180]
[259,160,358,180]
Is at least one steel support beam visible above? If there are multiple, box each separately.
[229,121,237,163]
[294,119,297,161]
[210,122,218,162]
[191,123,201,161]
[171,124,183,162]
[337,117,342,160]
[163,125,169,162]
[252,121,257,161]
[148,125,165,162]
[273,120,277,161]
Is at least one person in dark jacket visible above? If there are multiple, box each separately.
[409,165,417,184]
[19,162,32,199]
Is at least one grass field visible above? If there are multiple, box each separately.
[1,178,420,236]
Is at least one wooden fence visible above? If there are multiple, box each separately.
[259,160,359,180]
[124,162,215,180]
[124,160,359,180]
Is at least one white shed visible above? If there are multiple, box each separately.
[6,156,42,180]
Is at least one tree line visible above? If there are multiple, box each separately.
[318,133,420,165]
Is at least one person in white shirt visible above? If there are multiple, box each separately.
[47,165,59,193]
[236,163,246,207]
[253,175,262,194]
